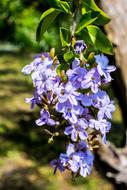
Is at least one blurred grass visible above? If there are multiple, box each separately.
[0,0,62,52]
[0,52,123,190]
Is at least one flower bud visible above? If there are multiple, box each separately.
[60,70,65,78]
[54,132,59,136]
[74,40,86,54]
[48,137,54,144]
[71,36,76,47]
[50,48,55,59]
[88,52,95,61]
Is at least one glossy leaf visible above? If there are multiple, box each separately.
[59,1,71,14]
[59,27,69,47]
[82,0,110,25]
[75,11,100,34]
[36,8,60,41]
[82,25,113,55]
[63,51,74,62]
[47,0,71,14]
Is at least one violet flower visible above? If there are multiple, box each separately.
[56,101,84,124]
[95,54,116,82]
[35,108,56,126]
[64,118,88,141]
[74,40,86,54]
[57,142,94,177]
[89,118,111,143]
[57,82,81,106]
[22,47,116,178]
[67,67,87,89]
[81,68,101,93]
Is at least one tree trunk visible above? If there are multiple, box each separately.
[100,0,127,128]
[101,0,127,87]
[95,1,127,189]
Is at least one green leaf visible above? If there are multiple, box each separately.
[56,63,69,75]
[82,25,113,55]
[75,11,100,34]
[59,27,69,47]
[82,0,110,25]
[63,51,74,62]
[47,0,71,14]
[59,1,71,14]
[36,8,60,41]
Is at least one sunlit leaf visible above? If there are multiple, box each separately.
[47,0,71,14]
[59,27,70,47]
[63,51,74,62]
[36,8,60,41]
[75,11,100,34]
[82,25,113,55]
[82,0,110,25]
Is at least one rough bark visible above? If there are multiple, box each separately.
[95,140,127,189]
[101,0,127,128]
[95,1,127,188]
[101,0,127,87]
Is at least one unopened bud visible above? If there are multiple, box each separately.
[74,40,86,54]
[60,70,65,78]
[48,137,53,144]
[88,52,95,61]
[60,70,68,82]
[53,56,58,65]
[71,36,76,48]
[50,48,55,59]
[54,132,59,136]
[92,145,99,149]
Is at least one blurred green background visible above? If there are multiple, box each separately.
[0,0,124,189]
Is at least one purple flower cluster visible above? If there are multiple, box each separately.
[51,141,93,177]
[22,40,116,177]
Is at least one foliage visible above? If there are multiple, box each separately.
[37,0,113,55]
[0,0,60,51]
